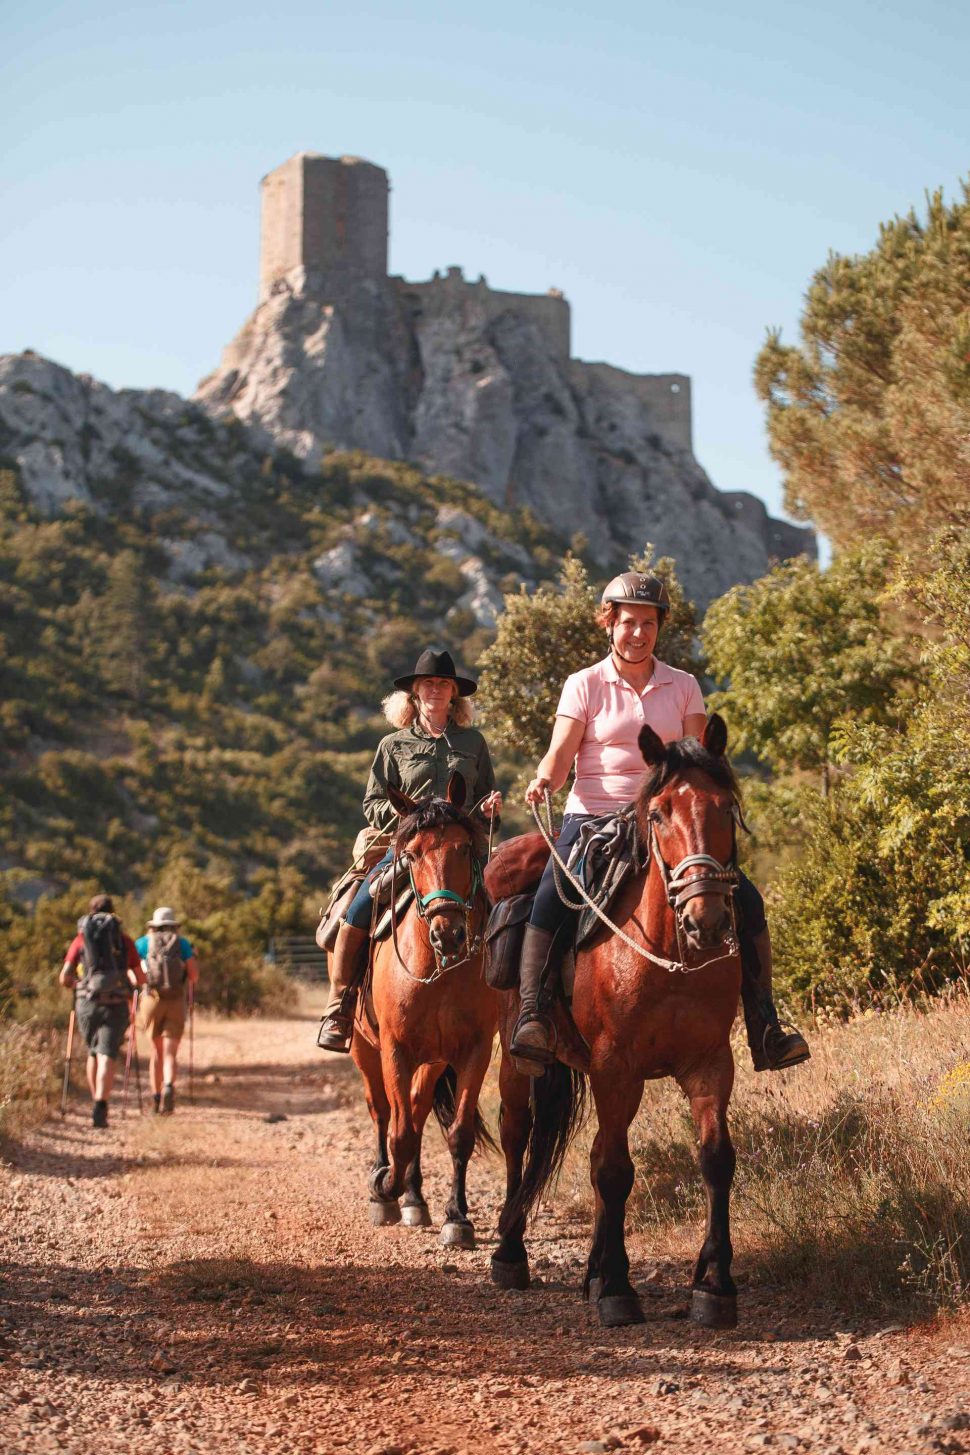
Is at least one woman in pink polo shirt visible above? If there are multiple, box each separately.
[509,571,810,1078]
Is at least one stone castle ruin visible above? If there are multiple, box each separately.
[197,152,812,603]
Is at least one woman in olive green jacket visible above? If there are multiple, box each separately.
[319,649,501,1052]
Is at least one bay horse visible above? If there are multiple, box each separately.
[350,773,499,1248]
[492,715,744,1327]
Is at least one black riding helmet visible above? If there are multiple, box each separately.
[600,571,670,617]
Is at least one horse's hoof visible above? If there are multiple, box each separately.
[401,1203,432,1228]
[597,1294,646,1327]
[369,1200,402,1227]
[439,1221,476,1250]
[490,1257,530,1290]
[690,1288,738,1329]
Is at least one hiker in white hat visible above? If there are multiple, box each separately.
[134,907,200,1114]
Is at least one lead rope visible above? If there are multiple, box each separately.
[530,790,738,975]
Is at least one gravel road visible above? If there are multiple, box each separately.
[1,997,968,1455]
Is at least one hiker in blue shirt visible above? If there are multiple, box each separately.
[134,907,200,1114]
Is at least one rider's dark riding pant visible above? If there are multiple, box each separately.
[344,850,394,930]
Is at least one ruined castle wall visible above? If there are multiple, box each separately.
[398,269,571,360]
[572,360,693,453]
[260,154,388,301]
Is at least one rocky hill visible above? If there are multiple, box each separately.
[0,349,560,910]
[197,267,813,607]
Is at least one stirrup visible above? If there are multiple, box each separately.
[751,1021,810,1073]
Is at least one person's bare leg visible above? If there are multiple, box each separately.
[150,1036,164,1095]
[94,1055,115,1102]
[86,1053,97,1098]
[162,1036,180,1087]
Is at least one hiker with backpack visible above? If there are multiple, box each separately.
[134,907,199,1115]
[58,894,145,1128]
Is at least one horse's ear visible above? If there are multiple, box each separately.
[446,772,467,810]
[387,782,419,818]
[702,713,728,757]
[638,724,666,766]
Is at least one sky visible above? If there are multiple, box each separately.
[1,0,968,535]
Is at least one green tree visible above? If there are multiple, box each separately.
[755,183,970,551]
[764,532,970,1008]
[702,543,916,794]
[97,549,154,701]
[478,550,701,771]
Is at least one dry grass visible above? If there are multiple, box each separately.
[0,1018,61,1145]
[551,986,970,1313]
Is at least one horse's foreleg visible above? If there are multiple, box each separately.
[680,1048,738,1329]
[587,1070,645,1327]
[372,1039,419,1213]
[439,1041,492,1251]
[491,1042,533,1288]
[401,1062,444,1227]
[350,1034,396,1223]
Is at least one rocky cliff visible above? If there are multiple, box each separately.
[196,269,814,606]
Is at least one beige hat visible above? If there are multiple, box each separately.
[147,906,180,929]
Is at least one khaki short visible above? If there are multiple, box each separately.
[138,990,186,1040]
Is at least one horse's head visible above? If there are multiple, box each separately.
[388,773,486,963]
[636,714,741,954]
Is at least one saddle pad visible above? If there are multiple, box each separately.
[484,832,549,901]
[484,892,533,990]
[373,886,415,942]
[571,811,644,951]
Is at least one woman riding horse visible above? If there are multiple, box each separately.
[509,571,810,1077]
[318,648,502,1052]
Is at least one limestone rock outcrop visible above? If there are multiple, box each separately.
[196,272,813,607]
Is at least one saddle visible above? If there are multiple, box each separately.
[483,810,644,993]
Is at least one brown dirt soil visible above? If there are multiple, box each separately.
[1,993,968,1455]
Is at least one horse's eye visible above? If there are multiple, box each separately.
[648,807,663,824]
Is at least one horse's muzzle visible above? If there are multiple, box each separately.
[681,898,733,951]
[429,909,467,959]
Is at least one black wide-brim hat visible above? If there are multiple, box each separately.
[394,648,477,697]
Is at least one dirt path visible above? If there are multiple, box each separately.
[2,995,968,1455]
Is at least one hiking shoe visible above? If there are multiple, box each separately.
[92,1099,108,1129]
[160,1084,175,1115]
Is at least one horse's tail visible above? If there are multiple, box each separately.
[432,1065,497,1154]
[502,1063,588,1232]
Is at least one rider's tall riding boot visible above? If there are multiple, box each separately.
[741,926,811,1072]
[509,925,558,1077]
[318,922,369,1054]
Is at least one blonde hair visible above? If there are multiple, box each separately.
[382,688,475,730]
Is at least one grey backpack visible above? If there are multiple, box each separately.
[145,928,186,999]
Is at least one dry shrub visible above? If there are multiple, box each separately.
[555,987,970,1313]
[0,1019,61,1144]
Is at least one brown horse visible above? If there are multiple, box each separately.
[492,715,744,1327]
[350,774,499,1247]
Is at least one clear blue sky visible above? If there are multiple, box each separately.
[2,0,967,530]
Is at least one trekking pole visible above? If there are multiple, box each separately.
[59,1006,76,1117]
[188,980,195,1104]
[121,990,138,1119]
[133,1023,143,1114]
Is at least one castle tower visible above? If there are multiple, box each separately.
[259,153,389,301]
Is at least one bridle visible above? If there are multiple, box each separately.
[387,831,488,985]
[645,806,741,970]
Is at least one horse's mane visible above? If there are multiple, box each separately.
[635,738,741,840]
[395,798,489,860]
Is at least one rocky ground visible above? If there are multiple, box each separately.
[1,995,968,1455]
